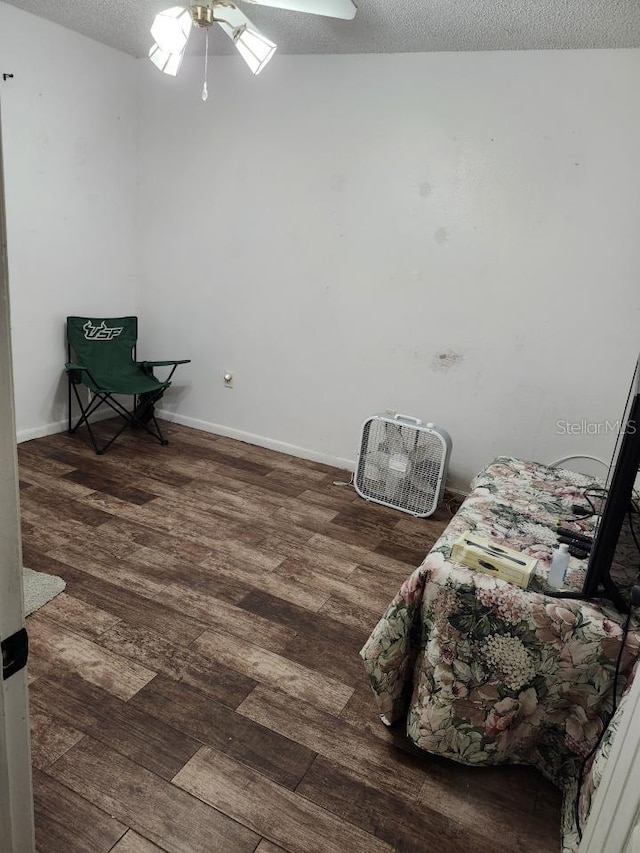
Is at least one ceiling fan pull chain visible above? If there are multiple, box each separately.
[202,28,210,101]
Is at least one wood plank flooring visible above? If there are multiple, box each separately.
[20,422,562,853]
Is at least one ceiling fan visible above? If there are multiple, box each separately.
[149,0,357,98]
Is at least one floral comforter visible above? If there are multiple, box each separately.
[360,456,639,852]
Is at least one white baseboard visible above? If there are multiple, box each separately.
[155,409,356,473]
[17,409,469,498]
[446,485,469,499]
[16,410,119,444]
[16,420,68,444]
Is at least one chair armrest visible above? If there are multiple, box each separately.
[65,362,89,371]
[139,360,191,367]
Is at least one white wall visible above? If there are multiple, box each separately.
[137,49,640,489]
[2,16,638,488]
[0,2,139,440]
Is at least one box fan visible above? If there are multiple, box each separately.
[354,414,452,517]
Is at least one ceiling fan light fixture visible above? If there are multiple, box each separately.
[148,0,352,96]
[148,42,185,76]
[235,25,277,74]
[218,21,277,75]
[150,6,193,54]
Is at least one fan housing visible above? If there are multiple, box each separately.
[354,414,452,517]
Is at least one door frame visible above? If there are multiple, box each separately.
[0,93,35,853]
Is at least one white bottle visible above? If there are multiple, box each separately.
[548,543,570,589]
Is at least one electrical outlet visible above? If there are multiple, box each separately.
[223,372,233,388]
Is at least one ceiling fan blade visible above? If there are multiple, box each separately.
[239,0,357,21]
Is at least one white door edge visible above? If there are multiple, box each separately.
[0,90,35,852]
[579,660,640,851]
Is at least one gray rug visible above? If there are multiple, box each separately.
[23,567,66,616]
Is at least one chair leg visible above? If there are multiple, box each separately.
[133,392,155,426]
[132,389,170,446]
[69,383,104,453]
[68,384,170,454]
[150,412,169,446]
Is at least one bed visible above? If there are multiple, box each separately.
[360,456,640,852]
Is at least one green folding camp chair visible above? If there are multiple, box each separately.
[66,316,190,455]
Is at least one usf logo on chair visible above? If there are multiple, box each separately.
[65,315,190,455]
[82,320,123,341]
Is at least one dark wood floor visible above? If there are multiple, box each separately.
[19,422,562,853]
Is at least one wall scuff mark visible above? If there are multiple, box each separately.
[432,350,464,371]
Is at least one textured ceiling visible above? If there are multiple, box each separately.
[3,0,640,58]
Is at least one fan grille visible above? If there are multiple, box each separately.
[355,419,446,516]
